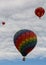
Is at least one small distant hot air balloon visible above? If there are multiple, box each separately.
[35,7,45,18]
[2,21,5,25]
[13,29,37,61]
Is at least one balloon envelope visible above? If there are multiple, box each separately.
[2,21,5,25]
[13,29,37,57]
[35,7,45,18]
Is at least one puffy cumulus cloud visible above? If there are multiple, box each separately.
[0,0,46,60]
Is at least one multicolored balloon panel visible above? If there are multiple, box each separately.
[14,29,37,56]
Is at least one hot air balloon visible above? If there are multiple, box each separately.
[35,7,45,18]
[2,21,5,25]
[13,29,37,61]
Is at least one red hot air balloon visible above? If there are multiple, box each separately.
[13,29,37,61]
[2,21,5,25]
[35,7,45,18]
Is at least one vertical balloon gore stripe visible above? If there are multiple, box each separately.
[14,30,26,49]
[15,33,26,49]
[14,29,37,56]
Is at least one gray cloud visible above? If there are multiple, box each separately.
[0,0,46,60]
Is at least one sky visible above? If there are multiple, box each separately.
[0,0,46,65]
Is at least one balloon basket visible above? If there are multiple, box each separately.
[22,57,25,61]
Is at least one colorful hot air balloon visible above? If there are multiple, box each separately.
[35,7,45,18]
[13,29,37,61]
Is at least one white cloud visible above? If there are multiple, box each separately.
[27,47,46,59]
[0,0,46,60]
